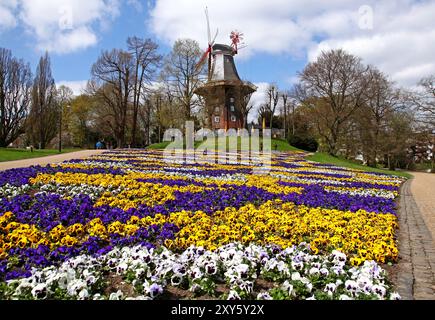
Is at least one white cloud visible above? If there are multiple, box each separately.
[38,27,98,54]
[307,1,435,87]
[149,0,368,56]
[149,0,435,87]
[247,82,270,123]
[0,0,18,29]
[308,30,435,87]
[8,0,121,54]
[57,80,88,96]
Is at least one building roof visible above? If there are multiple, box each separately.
[195,43,257,96]
[210,43,240,82]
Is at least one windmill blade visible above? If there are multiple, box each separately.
[205,7,211,45]
[238,44,248,50]
[211,28,219,46]
[195,48,210,72]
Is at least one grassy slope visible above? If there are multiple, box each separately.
[269,139,301,152]
[307,152,412,179]
[146,141,172,150]
[147,139,301,152]
[0,148,83,162]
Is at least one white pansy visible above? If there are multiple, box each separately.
[390,292,401,300]
[227,290,241,300]
[319,268,329,277]
[109,290,124,300]
[1,242,398,301]
[31,283,47,299]
[291,272,301,281]
[78,289,89,300]
[309,267,320,275]
[257,292,273,300]
[0,184,31,198]
[371,284,387,298]
[282,280,294,296]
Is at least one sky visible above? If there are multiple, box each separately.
[1,0,434,121]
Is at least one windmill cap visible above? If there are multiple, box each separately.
[212,44,235,55]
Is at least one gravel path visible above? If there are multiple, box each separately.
[394,173,435,300]
[0,150,105,171]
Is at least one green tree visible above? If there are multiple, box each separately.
[69,94,96,147]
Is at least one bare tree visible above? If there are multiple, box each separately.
[162,39,204,122]
[139,95,152,146]
[56,85,74,151]
[382,110,415,170]
[356,67,401,166]
[266,84,279,129]
[127,37,162,146]
[281,91,290,139]
[414,75,435,127]
[241,91,254,129]
[257,104,269,127]
[0,48,32,147]
[27,52,58,149]
[298,49,369,156]
[90,49,134,148]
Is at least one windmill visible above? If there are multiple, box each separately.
[195,7,218,81]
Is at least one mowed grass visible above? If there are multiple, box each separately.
[308,152,413,179]
[0,148,83,162]
[147,138,301,152]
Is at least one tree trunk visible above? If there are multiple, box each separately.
[131,108,138,147]
[292,104,295,136]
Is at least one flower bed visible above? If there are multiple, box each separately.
[0,150,404,300]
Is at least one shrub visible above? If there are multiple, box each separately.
[289,135,319,152]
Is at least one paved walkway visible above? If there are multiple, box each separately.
[411,172,435,240]
[0,150,105,171]
[394,174,435,300]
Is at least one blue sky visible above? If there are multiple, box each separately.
[0,0,306,93]
[0,0,434,103]
[0,2,163,87]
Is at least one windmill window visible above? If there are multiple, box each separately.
[230,98,235,103]
[231,116,237,122]
[214,116,220,123]
[230,105,235,112]
[214,107,220,114]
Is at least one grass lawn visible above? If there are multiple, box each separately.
[307,152,413,179]
[269,139,302,152]
[146,141,204,150]
[146,141,172,150]
[147,138,301,152]
[0,148,83,162]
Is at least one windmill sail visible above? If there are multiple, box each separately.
[194,7,218,80]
